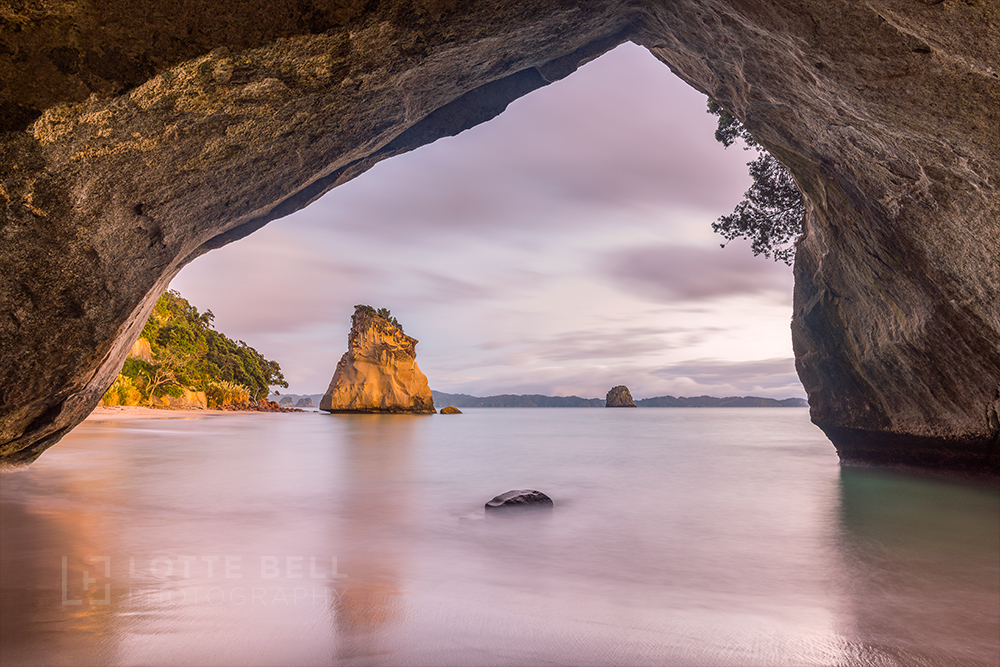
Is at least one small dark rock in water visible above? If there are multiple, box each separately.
[440,406,462,414]
[606,385,635,408]
[485,489,554,513]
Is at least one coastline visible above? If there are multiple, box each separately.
[85,406,304,421]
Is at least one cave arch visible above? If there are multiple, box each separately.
[1,1,998,472]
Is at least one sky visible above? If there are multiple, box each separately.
[171,43,803,400]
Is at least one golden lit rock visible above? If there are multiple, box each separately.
[320,306,435,414]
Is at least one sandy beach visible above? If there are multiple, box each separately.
[86,405,314,421]
[86,406,240,421]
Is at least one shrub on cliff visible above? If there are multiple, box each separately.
[205,380,252,408]
[101,375,143,406]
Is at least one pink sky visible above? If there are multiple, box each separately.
[171,43,802,400]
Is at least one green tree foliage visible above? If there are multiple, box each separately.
[356,304,403,332]
[708,99,804,265]
[119,290,288,402]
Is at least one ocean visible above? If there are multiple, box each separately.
[1,408,997,666]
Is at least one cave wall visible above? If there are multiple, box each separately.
[1,0,997,472]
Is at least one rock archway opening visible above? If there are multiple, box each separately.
[170,43,800,405]
[1,1,997,473]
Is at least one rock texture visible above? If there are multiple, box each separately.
[606,385,635,408]
[0,1,997,472]
[127,337,153,364]
[295,397,314,408]
[440,406,462,414]
[485,489,554,513]
[320,306,435,414]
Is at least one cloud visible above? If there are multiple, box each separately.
[464,325,723,364]
[604,243,793,302]
[650,357,801,393]
[297,42,750,243]
[171,233,379,336]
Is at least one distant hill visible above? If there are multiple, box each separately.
[282,391,808,409]
[635,395,808,408]
[432,391,603,408]
[270,392,325,407]
[432,391,807,408]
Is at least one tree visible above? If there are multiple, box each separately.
[142,362,180,406]
[357,304,403,332]
[122,290,288,402]
[708,99,804,265]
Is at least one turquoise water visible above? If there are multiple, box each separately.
[1,408,997,666]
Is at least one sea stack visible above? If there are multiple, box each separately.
[606,385,636,408]
[320,305,435,414]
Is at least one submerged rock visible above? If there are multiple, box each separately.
[440,406,462,414]
[485,490,554,514]
[320,306,435,414]
[606,385,635,408]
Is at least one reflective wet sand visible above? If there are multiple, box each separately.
[1,409,997,666]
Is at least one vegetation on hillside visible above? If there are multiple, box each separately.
[103,290,287,407]
[708,99,804,265]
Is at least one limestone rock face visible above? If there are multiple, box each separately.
[320,307,435,414]
[606,385,635,408]
[127,338,153,364]
[0,1,998,473]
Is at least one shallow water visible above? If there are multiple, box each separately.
[1,408,997,666]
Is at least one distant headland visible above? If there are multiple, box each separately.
[275,391,808,409]
[430,391,807,408]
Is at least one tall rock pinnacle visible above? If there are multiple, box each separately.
[320,306,435,414]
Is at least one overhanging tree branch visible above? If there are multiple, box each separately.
[708,100,804,265]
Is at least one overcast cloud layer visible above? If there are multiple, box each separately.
[172,43,803,400]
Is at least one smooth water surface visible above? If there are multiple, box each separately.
[1,409,997,666]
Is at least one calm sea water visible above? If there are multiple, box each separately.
[1,408,997,667]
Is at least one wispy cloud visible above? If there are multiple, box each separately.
[604,243,793,302]
[298,42,749,243]
[650,357,801,394]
